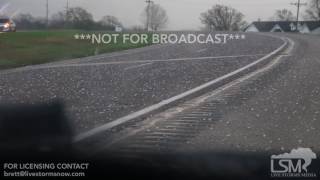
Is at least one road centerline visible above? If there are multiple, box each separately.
[196,48,208,53]
[124,62,153,71]
[1,53,269,74]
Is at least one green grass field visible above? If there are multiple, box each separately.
[0,31,152,69]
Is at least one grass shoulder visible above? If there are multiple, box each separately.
[0,30,152,69]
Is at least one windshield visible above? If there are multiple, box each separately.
[1,0,320,179]
[0,19,9,23]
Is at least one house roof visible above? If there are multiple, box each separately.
[248,21,320,32]
[304,21,320,30]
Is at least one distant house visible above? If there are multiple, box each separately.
[245,21,320,34]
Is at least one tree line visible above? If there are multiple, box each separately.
[13,7,123,30]
[271,0,320,21]
[201,0,320,31]
[12,3,169,31]
[10,0,320,31]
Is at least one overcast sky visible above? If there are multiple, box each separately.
[0,0,308,30]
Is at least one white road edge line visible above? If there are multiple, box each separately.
[73,37,288,142]
[2,53,268,73]
[55,54,267,67]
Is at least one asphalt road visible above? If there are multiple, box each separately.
[98,33,320,155]
[3,32,320,179]
[181,33,320,153]
[0,33,283,135]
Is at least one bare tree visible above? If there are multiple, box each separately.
[141,3,168,31]
[305,0,320,20]
[51,7,94,29]
[67,7,94,28]
[200,4,247,31]
[50,11,66,28]
[13,13,35,28]
[99,15,122,29]
[13,13,46,29]
[272,9,295,21]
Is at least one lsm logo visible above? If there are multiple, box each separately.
[270,148,317,178]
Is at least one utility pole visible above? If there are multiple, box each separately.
[46,0,49,27]
[64,0,70,28]
[145,0,153,31]
[317,0,320,20]
[66,0,69,22]
[291,0,307,31]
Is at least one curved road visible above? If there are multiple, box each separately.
[182,33,320,153]
[2,32,320,179]
[98,33,320,155]
[0,33,282,135]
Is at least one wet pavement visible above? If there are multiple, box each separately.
[0,33,282,135]
[181,34,320,153]
[96,33,320,155]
